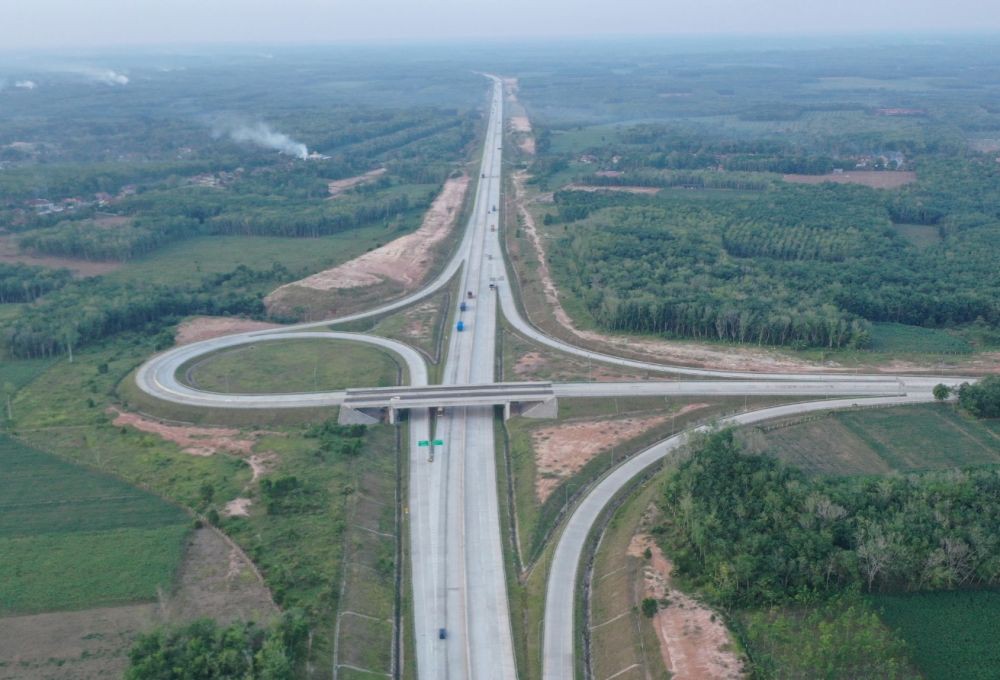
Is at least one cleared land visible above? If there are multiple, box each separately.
[757,403,1000,476]
[103,228,396,287]
[183,338,400,394]
[328,168,387,199]
[872,590,1000,680]
[268,175,468,295]
[563,183,660,195]
[0,234,120,276]
[782,171,917,188]
[0,434,189,614]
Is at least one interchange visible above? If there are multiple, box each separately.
[133,76,968,679]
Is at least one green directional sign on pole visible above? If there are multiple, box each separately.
[433,439,444,446]
[417,440,430,447]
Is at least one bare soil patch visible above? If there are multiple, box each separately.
[224,497,252,517]
[782,171,916,189]
[0,528,275,680]
[267,175,468,307]
[510,115,532,133]
[109,408,270,460]
[533,414,669,502]
[174,315,282,345]
[628,528,745,679]
[327,168,386,199]
[0,235,121,277]
[564,183,661,195]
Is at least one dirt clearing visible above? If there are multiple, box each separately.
[267,175,468,302]
[629,529,745,679]
[327,168,386,199]
[0,528,275,680]
[0,235,121,277]
[564,183,661,195]
[110,409,271,460]
[533,414,670,502]
[174,315,282,345]
[782,171,916,189]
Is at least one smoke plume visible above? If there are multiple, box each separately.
[55,65,129,86]
[218,121,308,159]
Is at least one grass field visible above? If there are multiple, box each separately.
[760,403,1000,476]
[872,590,1000,680]
[183,339,400,394]
[0,358,55,397]
[588,479,667,680]
[0,434,190,614]
[103,225,399,287]
[891,223,942,249]
[869,323,972,354]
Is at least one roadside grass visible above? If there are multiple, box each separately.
[370,284,453,367]
[499,321,672,383]
[118,369,333,427]
[332,425,400,679]
[182,338,400,394]
[758,403,1000,476]
[871,590,1000,680]
[0,434,190,615]
[589,479,667,680]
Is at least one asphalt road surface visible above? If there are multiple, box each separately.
[131,76,974,679]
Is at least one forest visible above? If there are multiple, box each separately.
[656,430,1000,607]
[3,264,286,358]
[0,263,72,303]
[543,159,1000,348]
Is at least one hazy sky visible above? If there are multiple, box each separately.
[4,0,999,50]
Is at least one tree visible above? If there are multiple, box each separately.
[641,597,659,618]
[958,376,1000,418]
[932,384,952,401]
[2,382,15,420]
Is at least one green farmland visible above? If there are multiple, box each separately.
[759,403,1000,476]
[0,434,190,614]
[873,591,1000,680]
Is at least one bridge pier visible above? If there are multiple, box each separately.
[338,405,383,426]
[504,397,558,420]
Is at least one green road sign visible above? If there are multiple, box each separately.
[417,440,430,447]
[433,439,444,446]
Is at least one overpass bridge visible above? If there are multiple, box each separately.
[339,381,558,424]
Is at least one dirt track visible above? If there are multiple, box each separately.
[628,530,745,679]
[782,170,916,189]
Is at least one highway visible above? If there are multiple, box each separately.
[130,76,976,679]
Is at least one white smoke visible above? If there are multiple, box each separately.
[219,121,308,159]
[53,65,129,86]
[15,80,37,90]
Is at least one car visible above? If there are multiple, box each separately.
[438,628,447,640]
